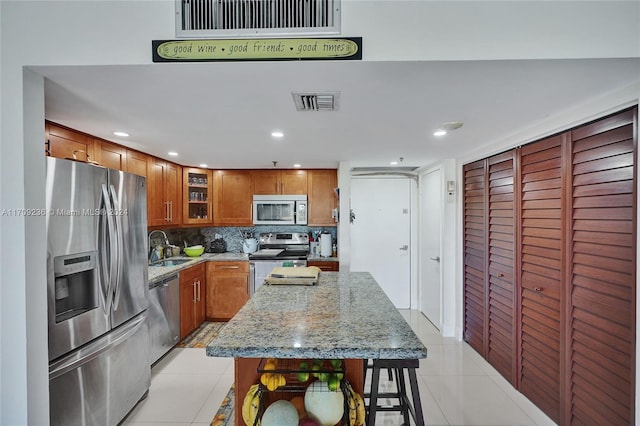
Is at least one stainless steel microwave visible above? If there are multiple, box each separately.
[252,195,307,225]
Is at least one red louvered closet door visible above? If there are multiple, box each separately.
[567,109,636,425]
[519,134,564,423]
[486,151,517,383]
[463,160,487,354]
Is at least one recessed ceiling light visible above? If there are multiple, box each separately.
[168,151,178,156]
[293,163,301,168]
[433,129,447,137]
[113,131,129,137]
[271,131,284,138]
[390,161,399,165]
[199,164,208,168]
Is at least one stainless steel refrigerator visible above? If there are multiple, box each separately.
[46,157,150,426]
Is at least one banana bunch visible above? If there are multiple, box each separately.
[260,358,286,391]
[260,371,286,391]
[241,383,263,426]
[344,380,366,426]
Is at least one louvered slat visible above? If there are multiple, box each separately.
[519,134,563,423]
[569,110,635,426]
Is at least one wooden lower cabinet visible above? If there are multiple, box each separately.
[307,260,339,271]
[206,261,250,321]
[462,107,637,425]
[180,263,206,339]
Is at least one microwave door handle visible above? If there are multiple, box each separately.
[100,184,116,312]
[109,184,124,311]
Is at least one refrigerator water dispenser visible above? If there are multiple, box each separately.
[53,251,98,323]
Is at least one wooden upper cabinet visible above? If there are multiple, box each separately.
[147,158,182,227]
[183,167,213,225]
[94,139,125,170]
[213,170,253,226]
[45,121,95,161]
[125,149,149,177]
[253,170,307,195]
[307,169,338,226]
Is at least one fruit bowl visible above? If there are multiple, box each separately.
[184,245,204,257]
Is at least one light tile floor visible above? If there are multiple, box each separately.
[122,309,557,426]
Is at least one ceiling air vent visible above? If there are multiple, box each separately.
[176,0,341,38]
[292,92,339,111]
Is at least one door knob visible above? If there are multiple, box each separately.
[400,245,408,251]
[430,256,440,262]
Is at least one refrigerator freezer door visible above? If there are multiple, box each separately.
[49,312,150,426]
[108,169,149,328]
[46,158,110,361]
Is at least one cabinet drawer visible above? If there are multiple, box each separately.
[208,261,249,273]
[180,262,205,283]
[308,261,339,272]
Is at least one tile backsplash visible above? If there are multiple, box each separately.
[160,226,336,253]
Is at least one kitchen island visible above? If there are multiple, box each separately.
[206,271,428,425]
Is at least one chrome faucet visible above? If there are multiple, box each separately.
[148,230,170,263]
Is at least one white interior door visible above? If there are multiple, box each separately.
[420,170,442,328]
[350,178,411,308]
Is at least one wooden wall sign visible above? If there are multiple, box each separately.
[152,37,362,62]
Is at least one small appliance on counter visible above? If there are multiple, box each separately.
[208,234,227,253]
[320,233,333,257]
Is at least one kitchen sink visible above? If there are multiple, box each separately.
[150,258,192,267]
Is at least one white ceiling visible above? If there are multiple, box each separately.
[36,57,640,170]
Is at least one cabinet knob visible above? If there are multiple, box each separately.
[534,287,542,292]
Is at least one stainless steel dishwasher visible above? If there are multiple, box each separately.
[148,274,180,365]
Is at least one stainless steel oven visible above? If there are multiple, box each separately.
[249,232,309,294]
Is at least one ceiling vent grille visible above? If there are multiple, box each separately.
[292,92,339,111]
[176,0,341,38]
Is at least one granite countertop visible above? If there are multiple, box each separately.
[206,271,428,360]
[148,252,248,283]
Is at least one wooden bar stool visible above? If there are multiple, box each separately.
[364,359,425,426]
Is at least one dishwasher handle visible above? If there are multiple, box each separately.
[149,274,179,290]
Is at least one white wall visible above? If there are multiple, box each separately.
[1,1,639,424]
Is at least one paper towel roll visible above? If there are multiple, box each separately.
[320,233,332,257]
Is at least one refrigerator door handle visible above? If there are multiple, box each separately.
[100,183,117,313]
[109,184,124,310]
[49,313,147,380]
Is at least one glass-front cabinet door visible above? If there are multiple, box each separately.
[183,167,213,225]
